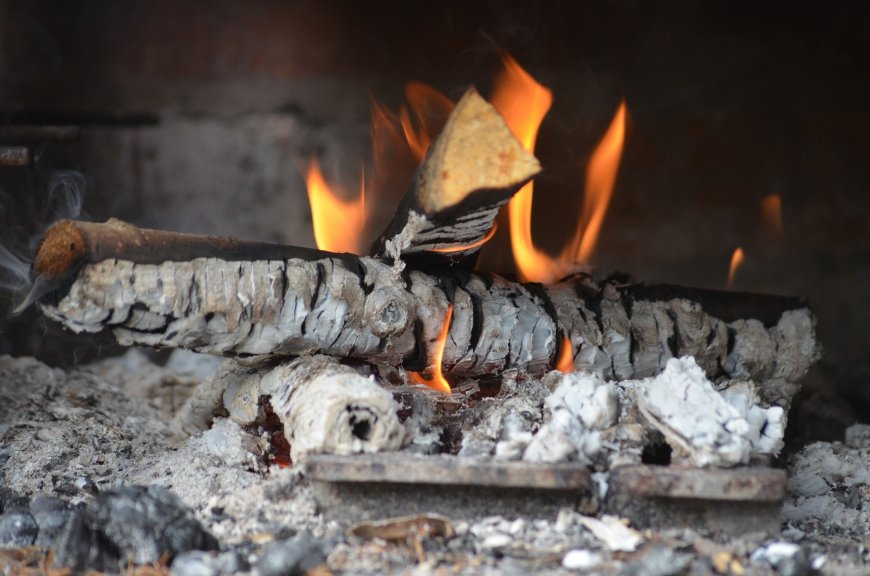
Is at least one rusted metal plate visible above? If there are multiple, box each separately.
[609,464,786,502]
[305,453,592,490]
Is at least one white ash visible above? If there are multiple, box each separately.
[784,425,870,537]
[523,371,618,465]
[576,514,643,552]
[457,373,549,458]
[0,355,173,500]
[634,356,785,467]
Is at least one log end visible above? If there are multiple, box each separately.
[33,219,87,280]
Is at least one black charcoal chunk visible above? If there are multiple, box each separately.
[0,510,39,548]
[256,531,328,576]
[52,485,218,572]
[30,495,75,548]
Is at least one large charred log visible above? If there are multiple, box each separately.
[33,219,819,408]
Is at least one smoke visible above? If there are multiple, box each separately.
[0,170,88,315]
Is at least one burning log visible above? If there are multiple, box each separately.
[32,218,818,402]
[219,355,404,461]
[372,88,540,265]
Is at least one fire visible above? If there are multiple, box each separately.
[490,55,555,283]
[408,304,454,393]
[728,247,744,287]
[491,55,626,283]
[555,334,574,373]
[399,82,455,162]
[305,158,366,254]
[761,194,783,237]
[567,101,627,263]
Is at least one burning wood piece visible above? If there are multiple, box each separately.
[222,355,404,461]
[372,88,540,265]
[32,219,819,394]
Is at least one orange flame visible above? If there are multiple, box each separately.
[555,334,574,373]
[429,223,498,254]
[399,82,455,162]
[408,304,454,393]
[761,194,783,237]
[568,101,627,263]
[491,55,554,283]
[491,55,626,283]
[727,247,744,287]
[305,158,366,254]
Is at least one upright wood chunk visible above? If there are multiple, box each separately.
[374,88,541,264]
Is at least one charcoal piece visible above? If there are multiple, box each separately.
[30,496,74,548]
[256,532,328,576]
[171,549,249,576]
[52,485,218,572]
[0,490,29,514]
[0,510,39,548]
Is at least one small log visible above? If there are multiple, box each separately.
[221,355,404,461]
[34,220,820,404]
[372,88,540,265]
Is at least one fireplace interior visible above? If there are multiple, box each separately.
[0,2,868,574]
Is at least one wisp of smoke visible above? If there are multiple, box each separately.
[0,170,87,315]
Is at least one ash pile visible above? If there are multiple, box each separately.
[1,334,862,575]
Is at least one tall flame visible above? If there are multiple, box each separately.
[727,247,744,287]
[408,304,454,393]
[305,158,366,254]
[491,55,626,283]
[761,194,783,238]
[568,101,627,263]
[491,55,554,283]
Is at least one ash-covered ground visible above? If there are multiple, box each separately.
[1,351,868,575]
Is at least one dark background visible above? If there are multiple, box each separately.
[1,1,867,444]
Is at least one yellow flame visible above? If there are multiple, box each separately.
[305,158,366,254]
[490,55,555,283]
[408,304,454,393]
[761,194,783,237]
[491,55,626,283]
[728,247,745,287]
[555,334,574,373]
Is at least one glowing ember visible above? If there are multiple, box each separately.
[408,304,454,393]
[429,223,498,254]
[761,194,783,237]
[399,82,455,162]
[728,247,745,287]
[491,55,626,283]
[305,158,366,254]
[555,333,574,373]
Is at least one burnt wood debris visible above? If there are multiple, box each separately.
[28,88,819,405]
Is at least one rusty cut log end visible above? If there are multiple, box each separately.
[33,220,88,280]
